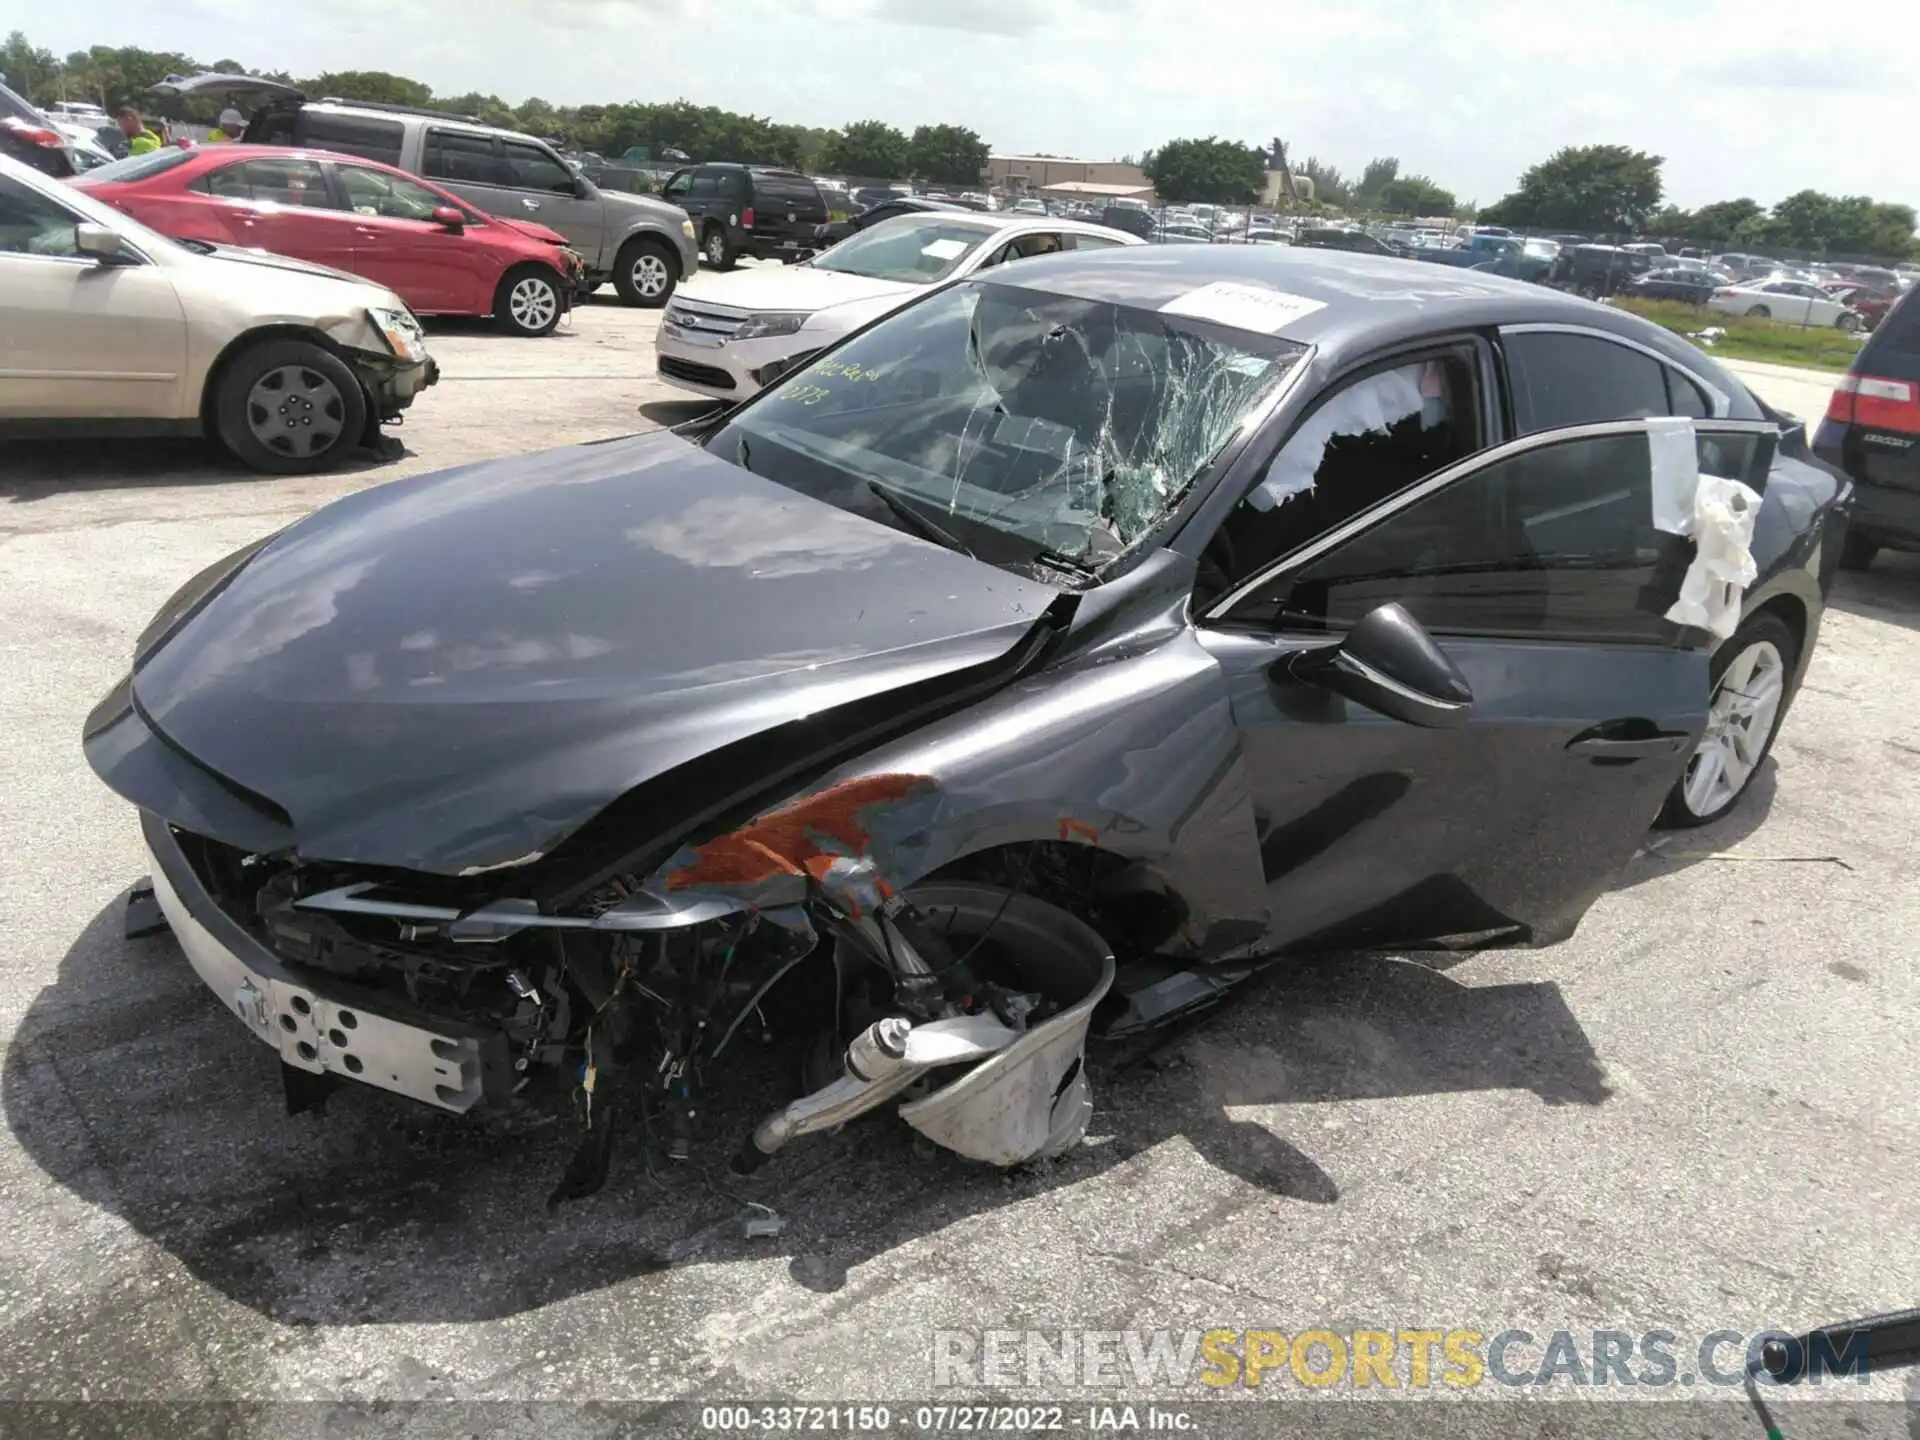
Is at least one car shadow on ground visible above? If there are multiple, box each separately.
[0,436,408,500]
[5,892,1608,1322]
[1829,550,1920,633]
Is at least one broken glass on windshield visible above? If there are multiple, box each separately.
[709,282,1307,576]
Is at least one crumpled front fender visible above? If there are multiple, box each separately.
[642,628,1269,956]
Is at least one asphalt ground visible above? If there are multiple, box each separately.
[1,291,1915,1435]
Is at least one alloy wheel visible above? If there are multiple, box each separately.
[245,365,346,460]
[1681,639,1785,818]
[706,232,727,267]
[631,251,669,298]
[509,275,559,332]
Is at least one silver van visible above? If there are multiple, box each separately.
[153,74,699,306]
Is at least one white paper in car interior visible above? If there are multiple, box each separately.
[922,238,969,260]
[1647,415,1699,536]
[1160,282,1327,334]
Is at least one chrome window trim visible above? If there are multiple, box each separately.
[1200,416,1782,624]
[1499,321,1732,417]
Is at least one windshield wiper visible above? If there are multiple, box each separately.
[865,479,973,557]
[1028,548,1098,581]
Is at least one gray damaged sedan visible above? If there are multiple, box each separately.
[84,247,1851,1201]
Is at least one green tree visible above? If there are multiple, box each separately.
[907,123,989,187]
[820,119,911,178]
[1480,144,1664,234]
[1759,191,1916,258]
[308,70,432,107]
[2,30,59,100]
[1353,156,1400,208]
[1375,175,1456,216]
[1683,197,1764,245]
[1141,136,1266,205]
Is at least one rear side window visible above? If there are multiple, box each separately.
[295,112,404,167]
[1666,367,1710,418]
[423,129,499,185]
[752,172,824,210]
[1506,331,1670,432]
[198,157,337,209]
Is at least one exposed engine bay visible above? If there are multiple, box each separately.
[161,822,1134,1205]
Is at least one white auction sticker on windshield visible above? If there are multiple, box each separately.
[921,238,969,260]
[1161,281,1327,333]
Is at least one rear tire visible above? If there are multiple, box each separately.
[1836,310,1862,332]
[213,339,366,476]
[1655,611,1798,829]
[1839,531,1879,571]
[612,236,678,307]
[1746,304,1771,319]
[703,224,735,271]
[495,265,563,337]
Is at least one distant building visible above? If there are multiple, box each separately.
[1261,170,1314,207]
[985,154,1150,194]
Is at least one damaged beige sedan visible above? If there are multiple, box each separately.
[0,151,435,472]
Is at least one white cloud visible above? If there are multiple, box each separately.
[25,0,1920,207]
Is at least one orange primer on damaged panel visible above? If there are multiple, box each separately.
[665,773,936,892]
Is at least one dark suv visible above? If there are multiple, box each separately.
[1814,283,1920,568]
[660,163,828,269]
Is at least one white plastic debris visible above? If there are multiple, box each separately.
[1664,472,1762,640]
[1647,416,1699,536]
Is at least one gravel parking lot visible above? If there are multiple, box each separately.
[2,296,1916,1430]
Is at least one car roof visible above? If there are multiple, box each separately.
[970,243,1752,381]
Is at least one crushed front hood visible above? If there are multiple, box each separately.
[122,431,1057,874]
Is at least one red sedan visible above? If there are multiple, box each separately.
[74,145,582,336]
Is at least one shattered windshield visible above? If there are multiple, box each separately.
[810,216,998,284]
[706,281,1307,578]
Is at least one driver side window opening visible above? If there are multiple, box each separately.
[1198,350,1483,608]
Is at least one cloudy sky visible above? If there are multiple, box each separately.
[19,0,1919,208]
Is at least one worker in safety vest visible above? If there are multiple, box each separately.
[207,108,245,142]
[116,107,160,155]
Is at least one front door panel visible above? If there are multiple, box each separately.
[1202,628,1707,951]
[1197,418,1777,953]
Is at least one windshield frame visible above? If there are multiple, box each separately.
[700,277,1313,586]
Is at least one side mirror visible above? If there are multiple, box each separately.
[74,222,127,263]
[430,205,465,232]
[573,176,594,200]
[1289,603,1474,729]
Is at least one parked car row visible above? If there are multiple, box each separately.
[153,72,699,306]
[0,152,436,472]
[76,145,586,336]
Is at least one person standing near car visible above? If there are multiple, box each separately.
[116,107,160,155]
[207,108,245,142]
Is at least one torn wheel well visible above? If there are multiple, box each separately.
[1750,592,1807,664]
[919,841,1190,960]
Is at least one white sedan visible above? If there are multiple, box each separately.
[654,213,1141,402]
[1706,278,1863,330]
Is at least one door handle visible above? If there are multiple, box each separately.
[1566,724,1691,759]
[521,198,541,211]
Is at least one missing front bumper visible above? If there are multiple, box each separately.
[141,817,494,1114]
